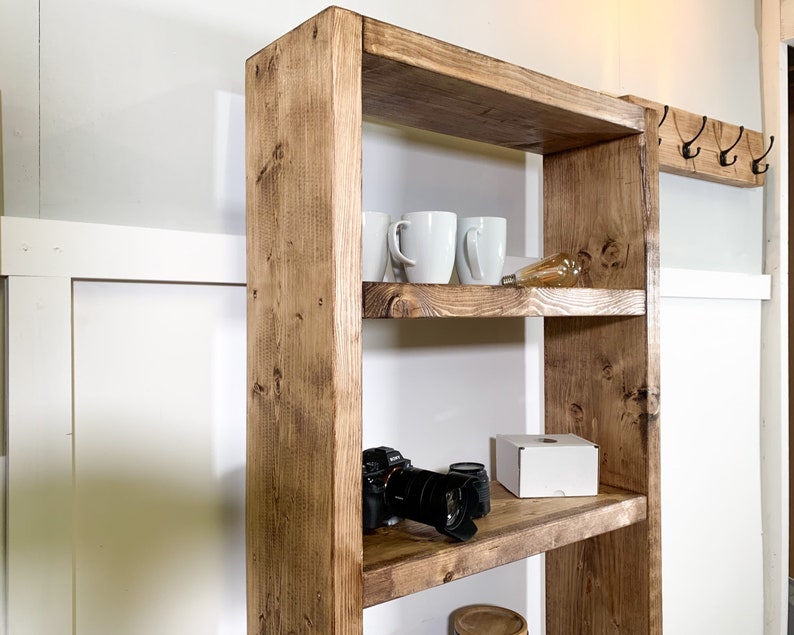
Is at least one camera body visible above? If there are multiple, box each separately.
[362,446,481,542]
[362,446,410,529]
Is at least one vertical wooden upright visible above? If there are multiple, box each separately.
[245,8,363,634]
[543,113,661,633]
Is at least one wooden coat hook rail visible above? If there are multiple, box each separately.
[621,95,770,188]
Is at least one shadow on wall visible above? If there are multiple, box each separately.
[362,120,530,260]
[9,466,245,635]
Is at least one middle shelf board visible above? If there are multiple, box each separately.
[363,482,647,607]
[362,283,646,319]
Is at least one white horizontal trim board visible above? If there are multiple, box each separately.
[0,216,245,284]
[0,217,772,300]
[660,267,771,301]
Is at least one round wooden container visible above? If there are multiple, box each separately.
[453,605,528,635]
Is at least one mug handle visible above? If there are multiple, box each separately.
[388,220,416,266]
[465,226,483,280]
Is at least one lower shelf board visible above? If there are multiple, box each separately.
[362,482,647,607]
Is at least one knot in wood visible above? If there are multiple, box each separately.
[600,239,626,271]
[386,295,410,318]
[577,250,592,274]
[567,403,584,426]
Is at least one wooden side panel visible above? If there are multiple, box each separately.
[546,524,649,634]
[245,8,363,634]
[543,115,660,634]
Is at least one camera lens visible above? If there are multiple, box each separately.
[449,462,490,518]
[385,467,479,541]
[445,489,463,526]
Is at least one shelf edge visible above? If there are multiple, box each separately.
[362,491,647,607]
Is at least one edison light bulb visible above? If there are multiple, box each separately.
[500,253,580,288]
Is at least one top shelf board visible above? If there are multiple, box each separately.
[361,16,647,154]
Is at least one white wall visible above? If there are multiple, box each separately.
[1,0,765,251]
[0,1,771,634]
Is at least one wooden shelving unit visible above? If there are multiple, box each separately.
[246,7,660,634]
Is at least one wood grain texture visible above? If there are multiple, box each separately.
[362,283,645,319]
[362,18,646,154]
[543,121,661,633]
[641,107,663,635]
[784,0,794,41]
[363,483,646,608]
[546,523,651,634]
[623,95,767,188]
[246,7,363,634]
[247,8,663,632]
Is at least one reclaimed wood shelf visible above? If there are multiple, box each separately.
[362,19,644,153]
[363,483,647,607]
[362,282,646,319]
[246,7,661,634]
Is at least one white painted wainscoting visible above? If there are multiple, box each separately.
[1,217,771,635]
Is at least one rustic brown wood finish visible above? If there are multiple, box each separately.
[247,7,661,634]
[362,283,645,319]
[624,94,766,188]
[363,483,647,608]
[246,8,364,633]
[544,108,661,633]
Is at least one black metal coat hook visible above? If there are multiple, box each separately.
[658,105,669,146]
[751,135,774,175]
[682,115,708,159]
[718,126,744,167]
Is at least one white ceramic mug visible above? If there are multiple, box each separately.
[362,211,391,282]
[388,211,457,283]
[455,216,507,285]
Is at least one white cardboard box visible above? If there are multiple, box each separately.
[495,433,599,498]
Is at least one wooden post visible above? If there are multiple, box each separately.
[245,8,363,634]
[543,113,661,633]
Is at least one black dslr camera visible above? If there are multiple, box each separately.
[362,446,480,542]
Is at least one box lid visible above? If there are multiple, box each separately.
[497,433,597,449]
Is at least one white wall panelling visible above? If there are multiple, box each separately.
[0,217,772,634]
[72,281,246,635]
[660,296,765,635]
[0,216,771,300]
[661,268,772,301]
[0,216,245,283]
[6,276,73,635]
